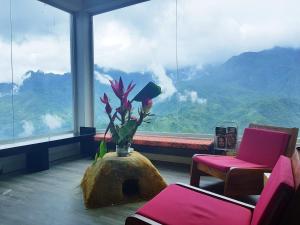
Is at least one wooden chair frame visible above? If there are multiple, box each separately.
[190,123,298,196]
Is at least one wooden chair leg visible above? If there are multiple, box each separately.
[190,161,201,187]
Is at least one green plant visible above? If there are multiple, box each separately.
[95,77,161,159]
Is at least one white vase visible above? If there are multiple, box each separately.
[116,144,130,157]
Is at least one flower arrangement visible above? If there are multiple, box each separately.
[96,77,161,158]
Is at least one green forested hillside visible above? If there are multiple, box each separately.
[1,47,300,140]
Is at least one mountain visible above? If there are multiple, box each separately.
[154,47,300,133]
[0,83,15,97]
[205,47,300,97]
[1,47,300,140]
[0,71,73,140]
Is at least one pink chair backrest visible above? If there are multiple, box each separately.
[250,156,295,225]
[237,128,290,168]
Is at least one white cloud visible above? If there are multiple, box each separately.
[95,71,113,85]
[93,0,300,71]
[1,0,300,86]
[42,114,64,130]
[149,63,177,101]
[19,120,35,137]
[0,35,70,84]
[178,94,187,102]
[178,90,207,105]
[0,0,70,84]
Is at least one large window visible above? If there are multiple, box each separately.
[0,0,73,142]
[175,0,300,134]
[93,0,300,135]
[93,0,177,133]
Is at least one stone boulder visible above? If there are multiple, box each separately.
[81,151,167,208]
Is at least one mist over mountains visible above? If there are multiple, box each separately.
[1,47,300,140]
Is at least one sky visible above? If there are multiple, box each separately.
[93,0,300,72]
[0,0,70,84]
[0,0,300,86]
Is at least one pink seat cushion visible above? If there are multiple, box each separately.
[193,155,268,172]
[251,156,294,225]
[137,184,252,225]
[237,128,290,168]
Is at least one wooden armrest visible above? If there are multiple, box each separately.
[224,167,271,196]
[126,214,162,225]
[176,182,255,210]
[228,167,272,174]
[226,167,272,182]
[193,154,234,157]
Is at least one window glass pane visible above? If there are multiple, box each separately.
[0,0,72,141]
[93,0,177,133]
[177,0,300,134]
[0,1,13,141]
[94,0,300,135]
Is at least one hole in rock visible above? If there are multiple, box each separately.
[122,179,139,197]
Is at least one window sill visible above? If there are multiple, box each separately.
[94,133,213,151]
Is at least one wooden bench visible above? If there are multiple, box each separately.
[94,134,214,157]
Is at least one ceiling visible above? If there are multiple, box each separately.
[38,0,149,15]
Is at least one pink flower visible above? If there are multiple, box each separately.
[110,77,124,99]
[100,93,109,104]
[124,100,132,111]
[110,77,136,100]
[122,93,132,111]
[142,98,153,113]
[100,93,112,114]
[124,81,136,97]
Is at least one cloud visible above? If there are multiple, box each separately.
[19,120,35,137]
[95,71,113,85]
[93,0,300,71]
[93,1,176,72]
[42,114,64,130]
[0,0,70,85]
[0,35,70,84]
[178,90,207,105]
[1,0,300,86]
[149,63,177,101]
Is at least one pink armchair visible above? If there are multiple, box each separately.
[125,156,299,225]
[190,127,293,195]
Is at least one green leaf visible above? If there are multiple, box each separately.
[118,120,137,144]
[132,82,162,102]
[99,141,107,158]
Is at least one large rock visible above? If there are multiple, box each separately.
[81,151,167,208]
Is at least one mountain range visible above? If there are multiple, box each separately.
[1,47,300,140]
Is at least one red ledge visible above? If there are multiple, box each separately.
[94,134,213,151]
